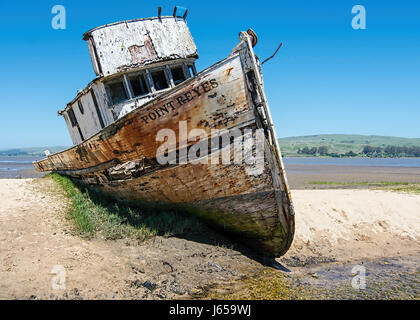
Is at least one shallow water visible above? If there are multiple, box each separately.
[291,255,419,299]
[206,255,419,300]
[2,156,420,179]
[282,157,420,188]
[0,156,44,178]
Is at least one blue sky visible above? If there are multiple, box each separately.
[0,0,419,149]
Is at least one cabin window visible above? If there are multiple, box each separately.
[77,101,84,114]
[108,81,128,105]
[171,66,186,85]
[129,74,150,97]
[185,65,192,78]
[151,70,169,91]
[91,90,105,129]
[188,65,196,76]
[67,108,78,127]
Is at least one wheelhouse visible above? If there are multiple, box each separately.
[59,14,198,145]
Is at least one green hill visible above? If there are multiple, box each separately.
[278,134,420,157]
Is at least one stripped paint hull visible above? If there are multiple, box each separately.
[34,34,295,257]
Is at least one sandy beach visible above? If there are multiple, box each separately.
[0,176,418,299]
[283,189,419,263]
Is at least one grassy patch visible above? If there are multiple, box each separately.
[309,181,410,186]
[51,173,96,236]
[308,181,420,194]
[49,173,204,241]
[203,267,420,300]
[309,181,353,186]
[387,185,420,194]
[203,269,319,300]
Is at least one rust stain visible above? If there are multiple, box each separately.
[128,35,157,65]
[34,56,249,173]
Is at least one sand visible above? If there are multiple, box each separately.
[0,178,263,299]
[285,164,420,189]
[280,189,420,267]
[0,178,419,299]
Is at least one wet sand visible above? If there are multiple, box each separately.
[0,177,418,299]
[285,163,420,189]
[0,178,265,299]
[1,157,419,299]
[277,189,420,299]
[0,156,45,179]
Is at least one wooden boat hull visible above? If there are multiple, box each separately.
[34,35,295,257]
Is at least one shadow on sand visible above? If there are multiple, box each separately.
[73,178,290,271]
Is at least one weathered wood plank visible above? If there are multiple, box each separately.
[35,54,252,172]
[34,32,295,257]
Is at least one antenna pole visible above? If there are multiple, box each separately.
[261,42,283,65]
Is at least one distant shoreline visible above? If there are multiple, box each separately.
[1,154,420,159]
[2,156,420,183]
[278,134,420,158]
[282,155,420,159]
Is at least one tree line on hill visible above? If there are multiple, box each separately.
[0,149,29,156]
[362,145,420,157]
[297,145,420,157]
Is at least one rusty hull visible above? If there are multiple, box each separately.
[34,37,295,257]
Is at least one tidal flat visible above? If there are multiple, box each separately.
[1,157,419,299]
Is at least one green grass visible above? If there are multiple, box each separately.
[50,173,204,241]
[52,173,96,236]
[309,181,410,186]
[203,269,323,300]
[308,181,420,194]
[278,134,420,157]
[387,185,420,194]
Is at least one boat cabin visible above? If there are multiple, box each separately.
[59,12,198,145]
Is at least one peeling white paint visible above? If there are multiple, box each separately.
[59,16,199,145]
[86,17,198,77]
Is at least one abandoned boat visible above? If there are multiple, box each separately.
[34,9,295,257]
